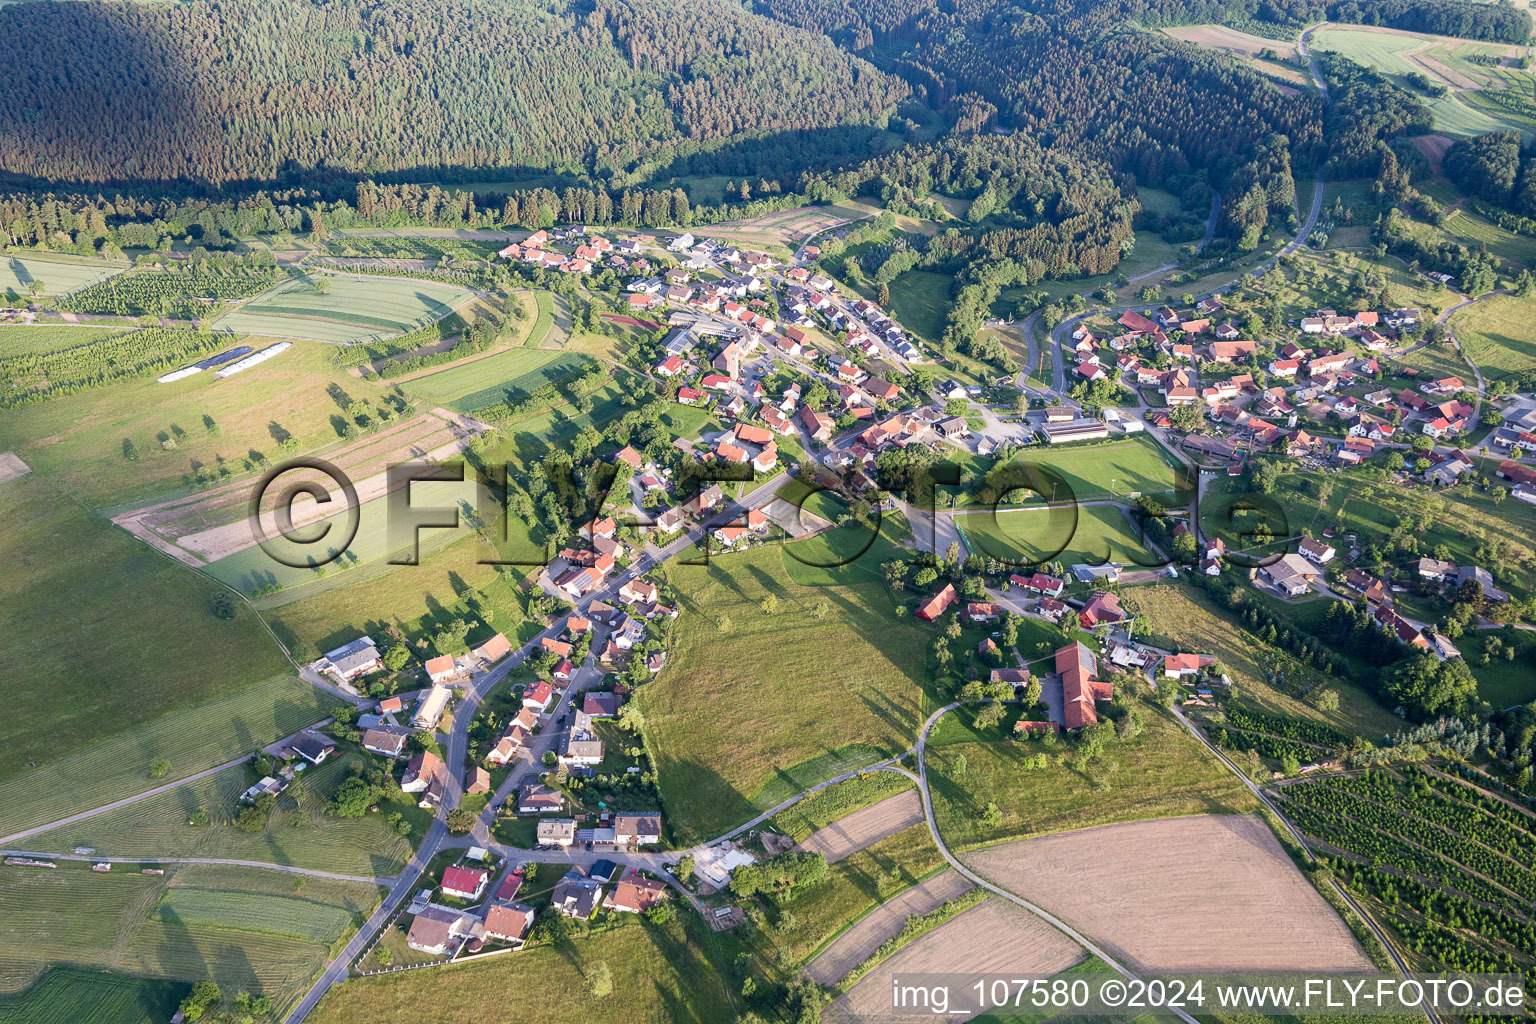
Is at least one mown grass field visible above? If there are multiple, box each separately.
[399,348,588,413]
[27,754,414,875]
[885,270,952,346]
[637,542,936,844]
[261,513,542,655]
[1311,27,1533,138]
[201,475,490,594]
[925,702,1256,851]
[0,472,300,819]
[1124,586,1407,738]
[0,253,127,298]
[0,338,389,506]
[0,673,330,841]
[957,503,1156,569]
[1450,293,1536,379]
[217,273,476,344]
[0,967,185,1024]
[309,915,737,1024]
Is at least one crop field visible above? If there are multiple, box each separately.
[0,471,296,819]
[309,916,735,1024]
[638,543,935,844]
[793,790,924,863]
[804,869,973,985]
[692,202,865,250]
[963,815,1370,973]
[1311,26,1535,138]
[0,253,127,298]
[1279,764,1536,979]
[0,967,185,1024]
[1449,293,1536,379]
[216,272,477,344]
[827,899,1083,1021]
[399,348,589,412]
[157,887,355,943]
[925,702,1255,850]
[0,674,329,841]
[956,503,1157,569]
[0,860,352,1012]
[1162,24,1311,89]
[0,337,390,506]
[26,755,414,875]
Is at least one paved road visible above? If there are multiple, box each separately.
[283,467,801,1023]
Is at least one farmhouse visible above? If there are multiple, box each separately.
[1260,554,1320,597]
[1078,590,1126,629]
[915,583,958,622]
[1043,421,1110,444]
[1056,641,1113,730]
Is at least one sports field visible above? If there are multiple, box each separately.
[990,434,1183,505]
[637,543,935,844]
[1450,293,1536,379]
[217,273,477,344]
[957,502,1158,568]
[0,254,127,297]
[398,348,590,413]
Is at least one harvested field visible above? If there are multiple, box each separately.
[804,870,973,985]
[693,204,865,249]
[0,452,29,483]
[824,899,1082,1023]
[794,791,924,863]
[962,815,1372,974]
[216,272,477,345]
[1164,24,1297,59]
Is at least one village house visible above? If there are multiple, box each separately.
[1259,553,1320,597]
[482,903,535,945]
[1078,590,1126,629]
[519,784,565,815]
[606,872,669,913]
[440,865,489,901]
[536,818,577,848]
[406,905,475,955]
[614,812,663,847]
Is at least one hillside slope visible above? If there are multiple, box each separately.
[0,0,905,186]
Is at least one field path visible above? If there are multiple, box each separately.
[0,850,392,885]
[792,790,923,863]
[803,869,972,985]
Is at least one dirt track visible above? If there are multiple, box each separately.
[804,870,973,985]
[825,899,1082,1023]
[0,452,31,483]
[962,814,1373,973]
[795,791,924,863]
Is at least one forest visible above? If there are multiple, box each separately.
[0,0,904,186]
